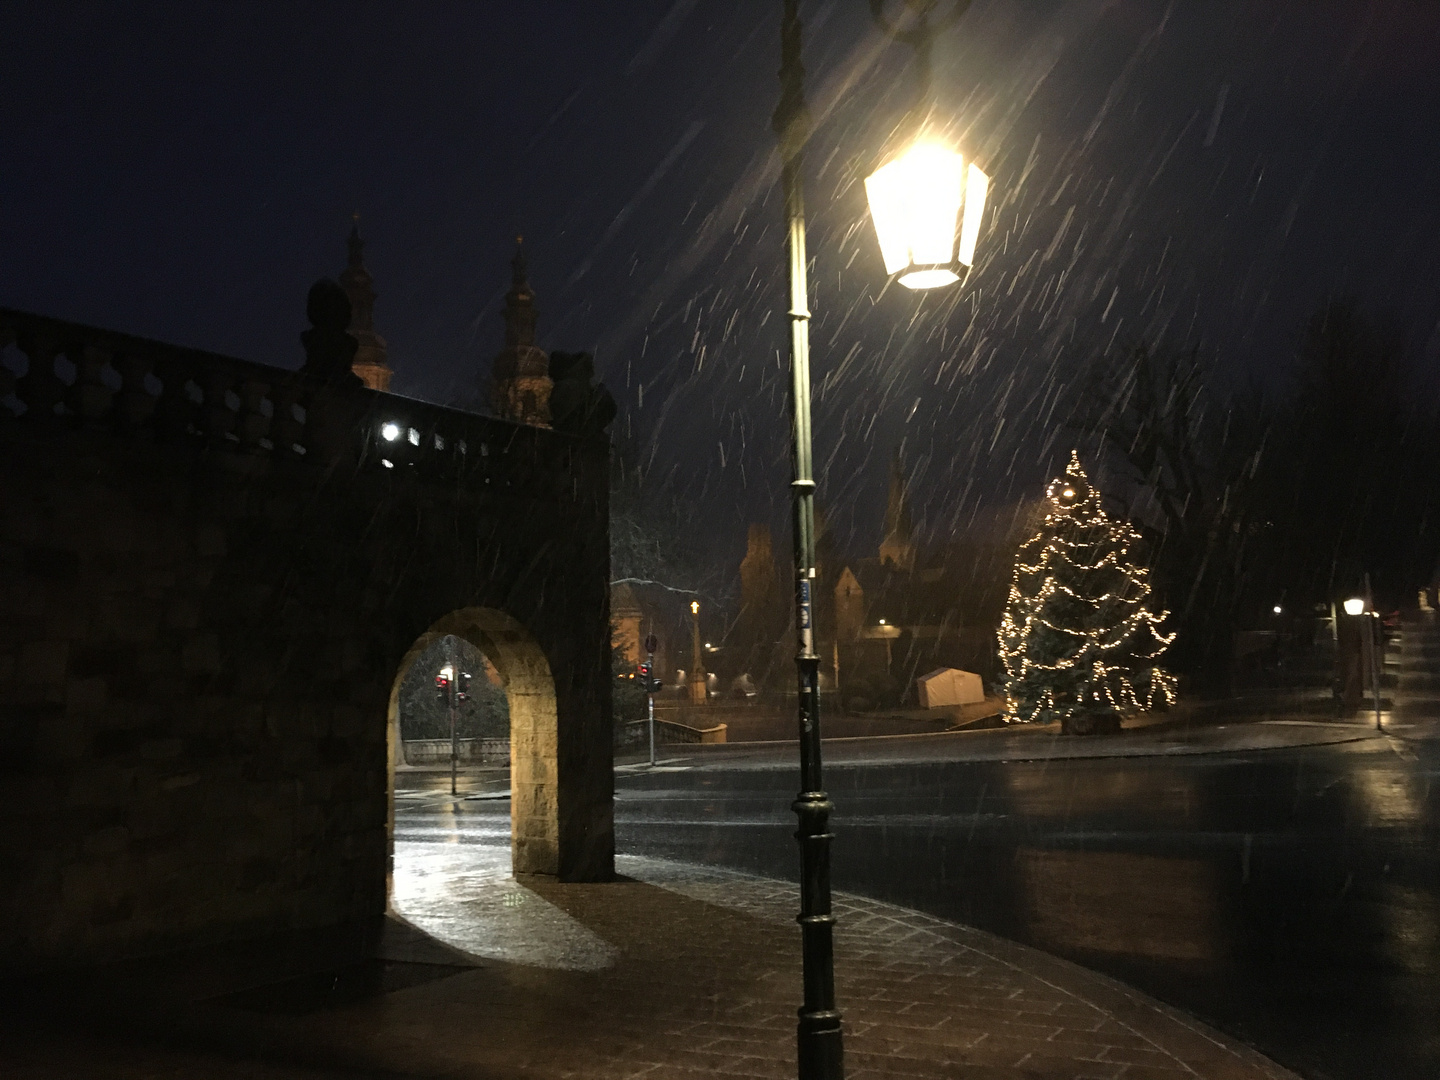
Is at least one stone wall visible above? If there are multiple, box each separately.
[0,308,612,971]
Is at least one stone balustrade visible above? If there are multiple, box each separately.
[0,308,598,485]
[0,306,613,969]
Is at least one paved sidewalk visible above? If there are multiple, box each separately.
[383,848,1301,1079]
[3,846,1303,1080]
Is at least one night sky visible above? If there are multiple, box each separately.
[3,1,1439,571]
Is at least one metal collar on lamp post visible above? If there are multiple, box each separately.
[772,3,987,1079]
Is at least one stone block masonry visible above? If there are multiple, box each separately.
[0,308,614,972]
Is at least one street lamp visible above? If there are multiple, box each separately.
[865,142,988,289]
[689,599,707,705]
[773,2,987,1077]
[1343,597,1365,616]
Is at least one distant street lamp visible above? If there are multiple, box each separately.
[434,641,470,797]
[772,2,988,1077]
[689,599,707,705]
[1341,588,1383,731]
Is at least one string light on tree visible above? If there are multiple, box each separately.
[998,451,1177,730]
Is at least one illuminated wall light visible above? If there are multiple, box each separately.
[381,422,400,441]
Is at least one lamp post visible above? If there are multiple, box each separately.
[689,599,706,705]
[1361,575,1383,731]
[772,3,986,1078]
[434,638,470,797]
[1342,592,1382,730]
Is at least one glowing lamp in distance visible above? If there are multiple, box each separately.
[864,142,989,290]
[1343,597,1365,616]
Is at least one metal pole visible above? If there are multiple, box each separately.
[648,649,658,767]
[1371,616,1383,731]
[1365,574,1382,731]
[447,638,458,797]
[774,3,842,1077]
[691,604,705,704]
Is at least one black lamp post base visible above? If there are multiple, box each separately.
[797,1014,844,1080]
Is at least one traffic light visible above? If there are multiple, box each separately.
[435,663,453,700]
[457,671,471,700]
[637,661,662,694]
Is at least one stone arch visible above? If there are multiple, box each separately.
[387,607,559,882]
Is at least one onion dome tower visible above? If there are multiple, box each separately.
[490,237,552,426]
[338,216,392,391]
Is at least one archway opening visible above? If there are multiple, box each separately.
[386,607,560,911]
[396,635,509,788]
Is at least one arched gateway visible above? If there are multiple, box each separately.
[390,608,562,876]
[0,307,614,972]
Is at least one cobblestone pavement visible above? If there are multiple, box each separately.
[1,848,1303,1080]
[361,847,1300,1079]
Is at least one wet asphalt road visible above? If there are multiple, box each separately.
[396,733,1440,1080]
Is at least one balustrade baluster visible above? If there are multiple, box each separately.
[269,379,305,455]
[16,333,63,420]
[70,343,114,421]
[154,356,198,437]
[237,376,272,452]
[0,325,16,404]
[114,350,157,428]
[202,367,238,443]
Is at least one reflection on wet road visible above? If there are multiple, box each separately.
[396,736,1440,1080]
[612,737,1440,1080]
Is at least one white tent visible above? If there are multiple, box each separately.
[916,667,985,709]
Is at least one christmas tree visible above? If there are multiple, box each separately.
[998,451,1177,729]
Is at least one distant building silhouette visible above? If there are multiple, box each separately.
[491,237,552,426]
[339,218,392,391]
[611,580,643,665]
[878,449,915,571]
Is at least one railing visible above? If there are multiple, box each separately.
[0,308,603,485]
[401,738,510,766]
[615,719,727,748]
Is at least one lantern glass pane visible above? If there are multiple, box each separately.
[864,142,965,282]
[958,163,989,267]
[899,268,960,289]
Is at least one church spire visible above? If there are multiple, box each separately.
[490,235,552,425]
[504,235,539,349]
[338,214,392,391]
[879,448,915,571]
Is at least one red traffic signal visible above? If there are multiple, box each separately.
[636,661,662,693]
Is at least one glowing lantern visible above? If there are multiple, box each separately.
[864,142,989,290]
[1343,597,1365,616]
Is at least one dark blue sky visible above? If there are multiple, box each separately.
[3,1,1438,569]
